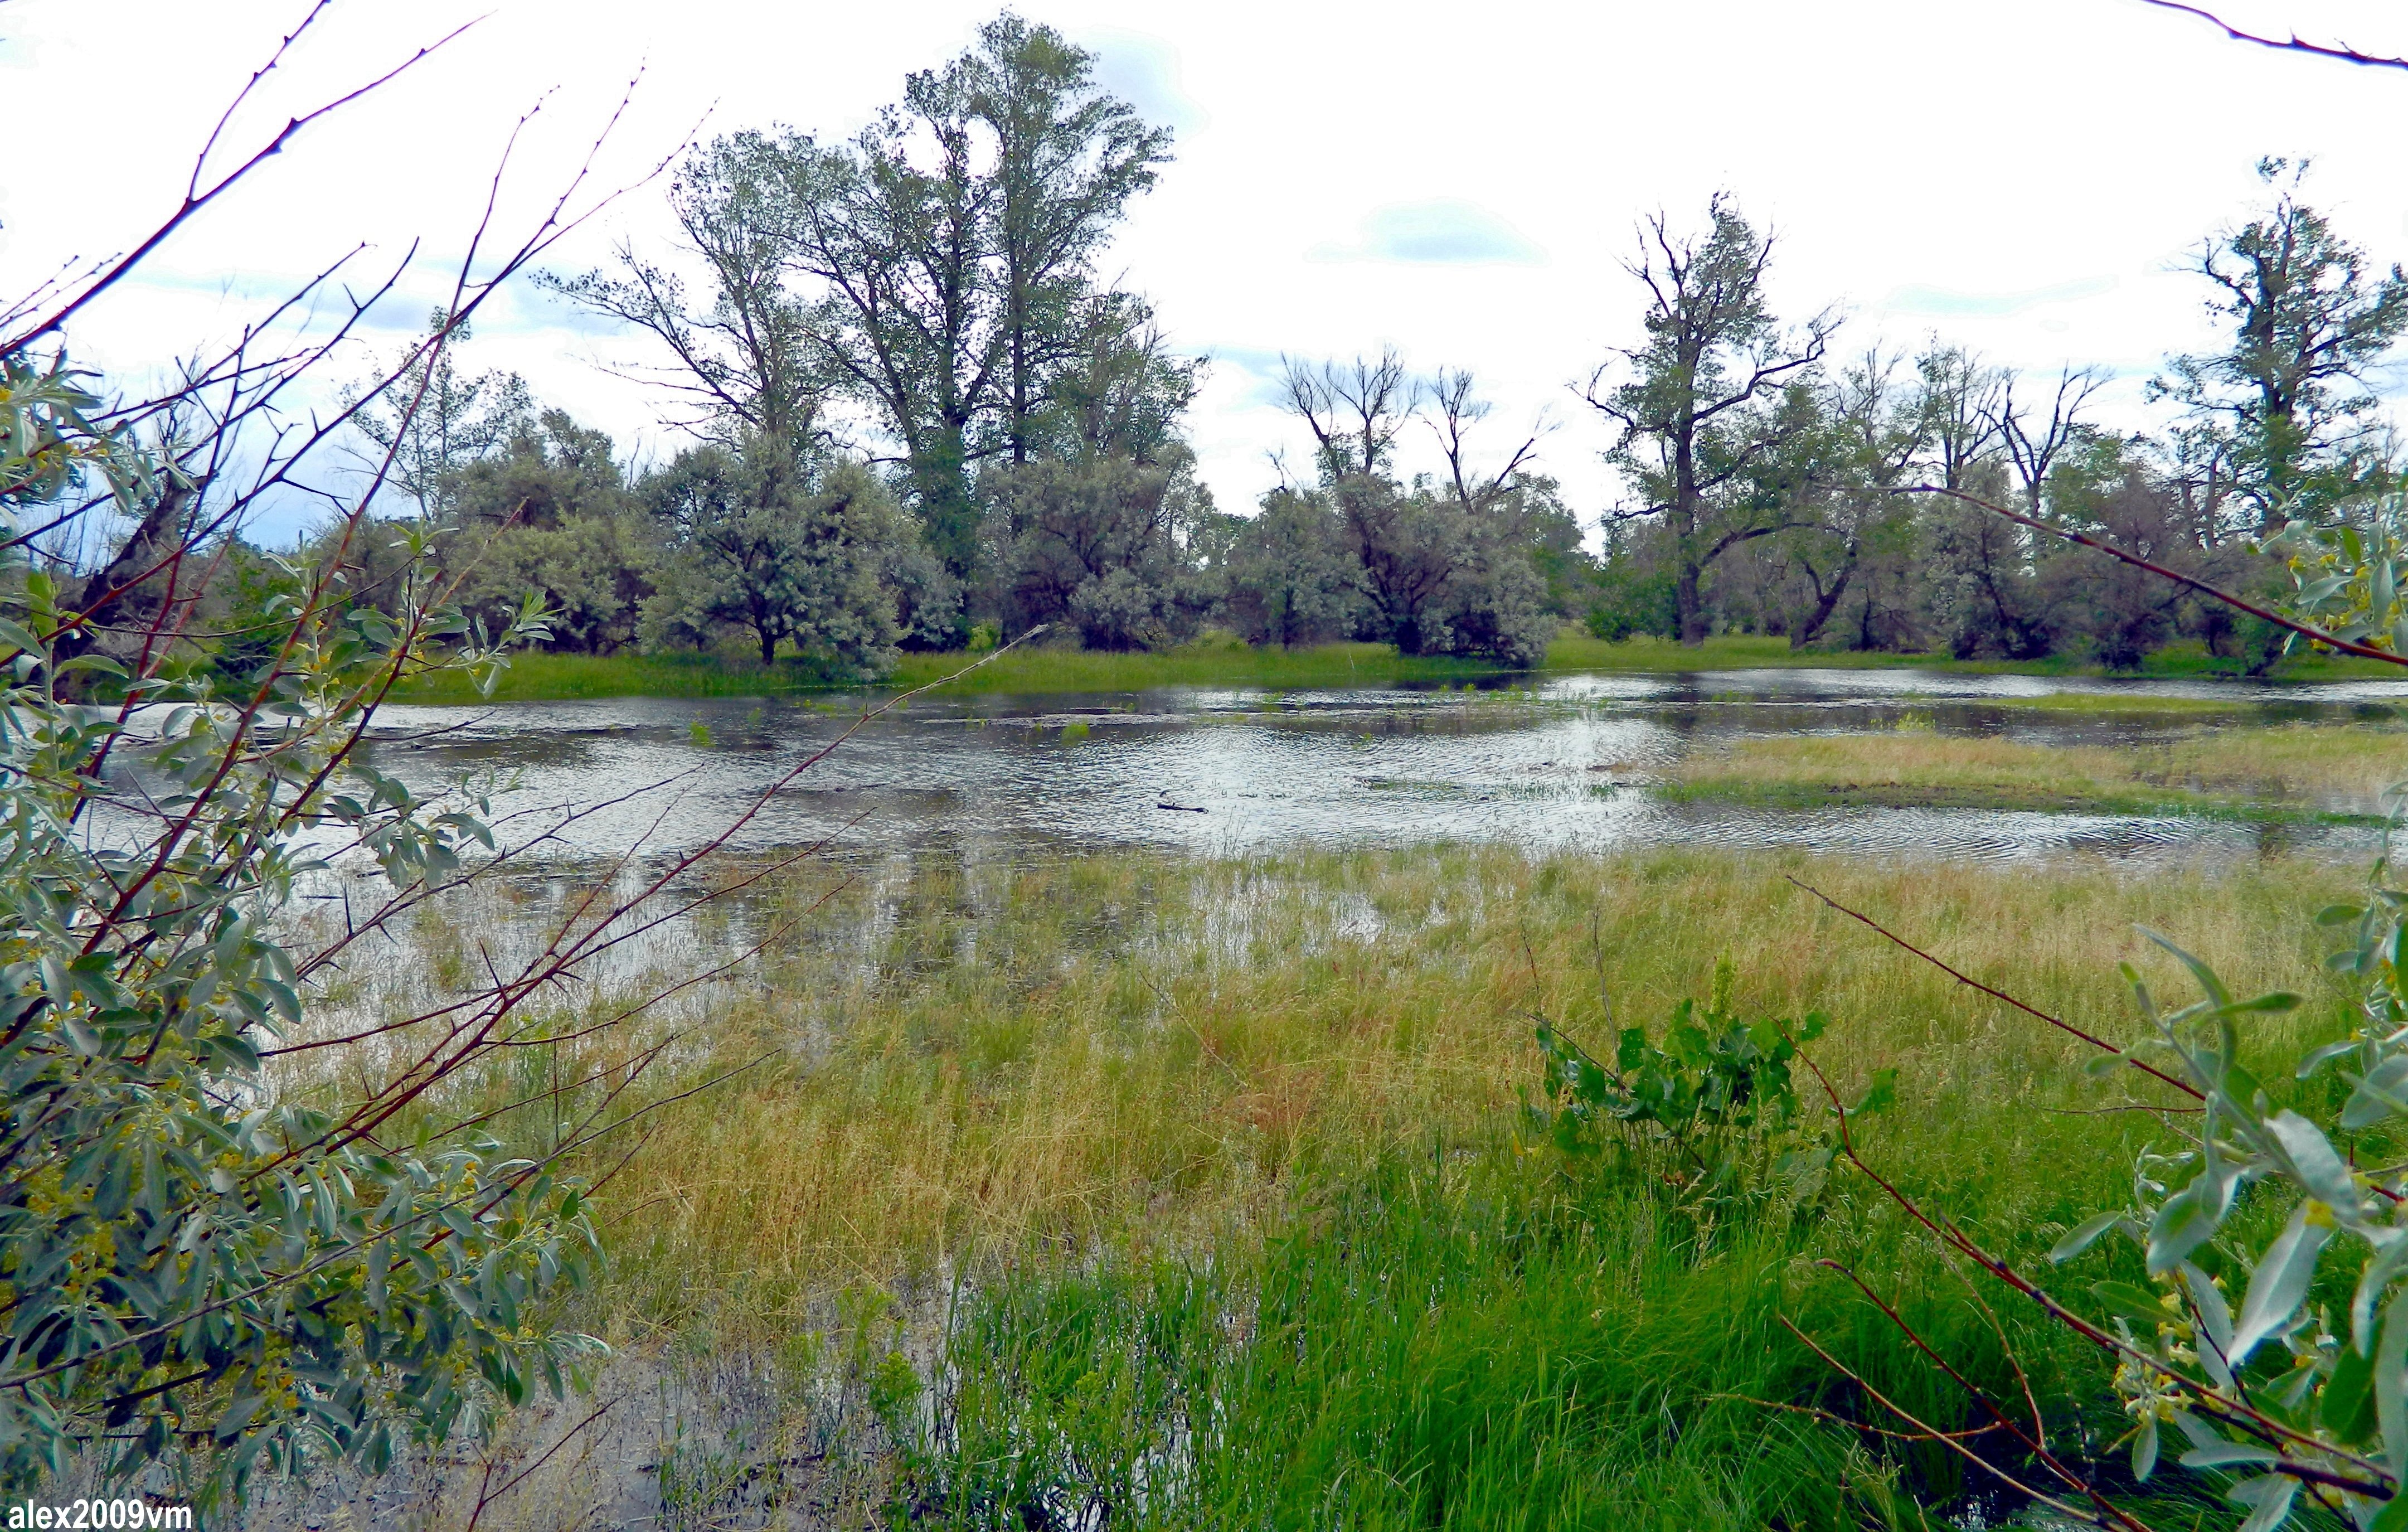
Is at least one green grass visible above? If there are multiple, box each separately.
[385,631,2408,704]
[383,639,1504,704]
[913,1149,2103,1530]
[1657,777,2380,823]
[1546,633,2408,682]
[1655,723,2407,823]
[383,842,2357,1526]
[382,648,862,704]
[886,637,1506,694]
[1980,691,2289,716]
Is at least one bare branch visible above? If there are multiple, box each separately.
[2141,0,2408,72]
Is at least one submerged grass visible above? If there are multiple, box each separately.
[1662,721,2408,821]
[439,843,2361,1526]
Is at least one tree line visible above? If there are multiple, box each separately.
[1584,165,2408,668]
[166,22,2408,680]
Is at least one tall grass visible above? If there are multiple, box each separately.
[594,845,2349,1314]
[1664,720,2408,818]
[922,1148,2136,1529]
[359,845,2354,1524]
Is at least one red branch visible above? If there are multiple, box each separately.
[2141,1,2408,73]
[1897,484,2408,670]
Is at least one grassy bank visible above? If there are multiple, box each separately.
[386,639,1507,704]
[383,632,2408,704]
[373,843,2360,1525]
[1537,632,2408,681]
[1662,719,2408,821]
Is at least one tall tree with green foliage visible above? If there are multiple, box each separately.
[2155,158,2408,529]
[1585,195,1837,646]
[969,15,1175,467]
[640,439,904,668]
[541,142,827,448]
[1026,291,1202,466]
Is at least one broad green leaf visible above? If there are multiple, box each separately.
[2094,1280,2173,1325]
[2148,1187,2220,1277]
[2380,1288,2408,1482]
[2230,1202,2330,1366]
[2230,1473,2297,1532]
[2265,1110,2361,1213]
[2324,1334,2380,1443]
[2183,1262,2236,1388]
[2142,926,2232,1009]
[2051,1210,2125,1264]
[2370,1487,2408,1532]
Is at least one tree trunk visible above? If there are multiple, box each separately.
[1789,542,1858,649]
[1674,557,1707,647]
[55,481,192,695]
[1673,426,1707,646]
[759,629,778,666]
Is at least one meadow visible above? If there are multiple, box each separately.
[333,840,2372,1528]
[381,632,2408,705]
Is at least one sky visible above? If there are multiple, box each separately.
[8,0,2408,541]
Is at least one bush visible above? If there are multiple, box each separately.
[1585,560,1681,642]
[0,353,606,1515]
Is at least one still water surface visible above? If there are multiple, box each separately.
[349,668,2408,870]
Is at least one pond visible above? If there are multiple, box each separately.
[346,667,2408,870]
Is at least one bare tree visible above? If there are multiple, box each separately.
[1992,363,2104,518]
[1426,366,1542,511]
[1280,348,1415,483]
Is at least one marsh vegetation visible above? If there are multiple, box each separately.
[242,840,2354,1527]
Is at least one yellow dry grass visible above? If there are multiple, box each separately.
[1667,721,2408,811]
[582,844,2361,1339]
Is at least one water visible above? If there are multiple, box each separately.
[339,667,2408,870]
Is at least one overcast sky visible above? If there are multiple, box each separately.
[8,1,2408,540]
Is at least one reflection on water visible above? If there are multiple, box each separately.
[333,667,2408,870]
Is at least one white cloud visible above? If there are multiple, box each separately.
[9,0,2408,536]
[1308,200,1545,266]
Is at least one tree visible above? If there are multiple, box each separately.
[347,310,531,518]
[540,141,827,447]
[1924,484,2056,660]
[969,14,1174,466]
[1774,347,1926,649]
[1218,487,1366,646]
[1027,291,1203,467]
[1993,363,2104,518]
[1912,344,2003,492]
[789,16,1168,584]
[557,18,1174,597]
[2154,158,2408,527]
[1281,349,1415,484]
[446,411,653,653]
[1331,476,1455,654]
[640,441,905,668]
[1271,351,1555,664]
[989,454,1207,648]
[1585,195,1837,645]
[2038,437,2215,668]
